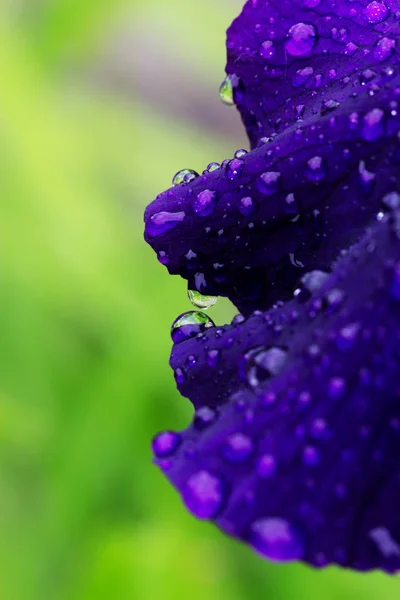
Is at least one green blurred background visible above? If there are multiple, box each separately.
[1,1,399,598]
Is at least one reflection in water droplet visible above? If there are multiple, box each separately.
[171,311,215,343]
[172,168,199,186]
[250,518,304,561]
[188,290,218,310]
[219,73,243,106]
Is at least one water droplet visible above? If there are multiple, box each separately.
[157,250,169,265]
[328,377,346,399]
[235,149,248,159]
[259,40,276,59]
[364,1,389,24]
[249,518,304,561]
[152,431,181,457]
[226,158,244,180]
[171,311,215,343]
[296,270,329,302]
[383,191,400,210]
[344,42,358,56]
[303,446,320,466]
[188,290,218,310]
[183,470,225,519]
[223,432,253,462]
[285,23,318,57]
[336,322,360,351]
[146,211,185,238]
[239,196,257,216]
[193,189,217,216]
[320,99,340,115]
[305,156,327,182]
[292,66,314,88]
[362,108,384,142]
[219,73,243,106]
[257,171,281,195]
[172,168,199,186]
[257,454,276,478]
[207,349,221,367]
[246,347,287,387]
[359,160,376,194]
[206,162,220,173]
[310,418,329,440]
[373,37,396,61]
[174,367,186,384]
[194,407,217,429]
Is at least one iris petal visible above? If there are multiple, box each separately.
[155,210,400,572]
[145,0,400,313]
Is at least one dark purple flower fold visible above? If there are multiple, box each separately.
[154,210,400,572]
[145,0,400,574]
[144,0,400,313]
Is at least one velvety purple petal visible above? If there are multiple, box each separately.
[227,0,400,148]
[154,210,400,572]
[145,91,400,313]
[144,0,400,313]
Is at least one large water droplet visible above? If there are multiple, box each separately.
[373,37,396,61]
[146,211,185,238]
[223,432,253,463]
[171,311,215,343]
[249,518,304,561]
[285,23,318,57]
[188,290,218,310]
[152,431,181,458]
[364,1,389,24]
[172,168,199,186]
[183,470,225,519]
[226,158,245,180]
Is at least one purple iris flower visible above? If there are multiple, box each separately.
[144,0,400,572]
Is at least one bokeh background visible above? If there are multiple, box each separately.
[1,1,399,598]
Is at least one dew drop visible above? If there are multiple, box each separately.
[226,158,245,180]
[206,162,221,173]
[292,66,314,88]
[223,432,253,463]
[259,40,276,59]
[250,518,304,561]
[382,191,400,210]
[183,470,225,519]
[362,108,384,142]
[152,431,181,458]
[171,311,215,343]
[239,196,257,216]
[193,189,217,216]
[174,367,186,384]
[146,211,185,238]
[219,73,243,106]
[246,347,287,387]
[364,1,389,24]
[172,168,199,186]
[194,407,217,430]
[188,289,218,310]
[257,454,277,478]
[305,156,327,182]
[320,99,340,115]
[256,171,282,195]
[285,23,318,57]
[373,37,396,61]
[303,445,320,466]
[207,349,221,367]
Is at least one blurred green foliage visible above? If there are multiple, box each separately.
[0,1,399,598]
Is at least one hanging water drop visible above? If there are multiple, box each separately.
[188,289,218,310]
